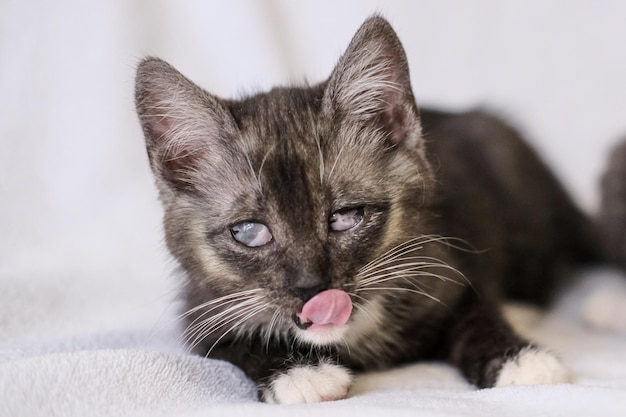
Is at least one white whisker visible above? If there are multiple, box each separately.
[357,235,470,283]
[182,296,263,344]
[357,287,441,303]
[358,260,467,285]
[264,310,282,352]
[185,301,264,354]
[183,289,263,317]
[205,304,269,356]
[148,289,262,342]
[357,238,425,275]
[352,235,474,305]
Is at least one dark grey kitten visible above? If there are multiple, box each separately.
[135,16,597,403]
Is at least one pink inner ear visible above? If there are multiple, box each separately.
[149,115,173,141]
[144,111,209,190]
[380,103,410,146]
[326,30,420,149]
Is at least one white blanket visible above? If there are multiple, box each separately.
[2,2,626,415]
[2,265,626,417]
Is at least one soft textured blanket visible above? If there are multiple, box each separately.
[2,266,626,417]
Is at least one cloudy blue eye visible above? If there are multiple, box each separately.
[230,222,273,247]
[329,207,365,232]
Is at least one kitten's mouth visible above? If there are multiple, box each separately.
[293,315,313,330]
[294,289,353,332]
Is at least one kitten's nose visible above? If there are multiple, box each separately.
[290,275,328,302]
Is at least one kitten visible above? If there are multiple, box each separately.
[135,16,598,403]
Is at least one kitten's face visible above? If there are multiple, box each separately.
[136,20,436,346]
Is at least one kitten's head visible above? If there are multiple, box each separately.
[135,17,437,347]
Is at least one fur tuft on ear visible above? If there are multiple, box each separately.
[324,16,421,148]
[134,57,237,193]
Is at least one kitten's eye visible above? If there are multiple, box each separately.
[329,207,365,232]
[230,222,273,247]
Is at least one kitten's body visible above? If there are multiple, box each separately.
[135,17,597,403]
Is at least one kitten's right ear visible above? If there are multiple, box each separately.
[323,16,421,150]
[134,57,237,193]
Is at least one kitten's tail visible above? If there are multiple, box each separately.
[598,138,626,269]
[579,138,626,334]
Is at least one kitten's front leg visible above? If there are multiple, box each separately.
[259,358,353,404]
[208,341,352,404]
[445,297,571,387]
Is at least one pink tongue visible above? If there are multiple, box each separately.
[297,289,353,327]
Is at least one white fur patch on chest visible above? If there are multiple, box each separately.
[495,347,571,387]
[262,362,353,404]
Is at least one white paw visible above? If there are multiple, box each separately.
[262,362,352,404]
[495,348,571,387]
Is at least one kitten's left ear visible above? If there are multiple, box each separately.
[324,16,421,148]
[134,57,238,194]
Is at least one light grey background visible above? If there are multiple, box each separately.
[1,1,625,322]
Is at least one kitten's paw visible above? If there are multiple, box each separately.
[495,348,571,387]
[261,362,352,404]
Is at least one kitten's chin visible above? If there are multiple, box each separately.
[294,324,349,346]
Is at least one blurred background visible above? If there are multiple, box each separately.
[1,0,625,342]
